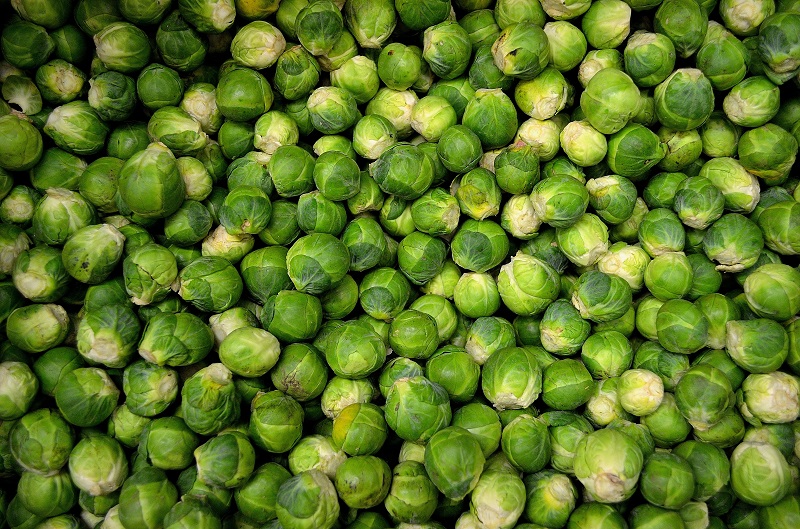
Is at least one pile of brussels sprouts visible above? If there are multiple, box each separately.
[3,0,800,528]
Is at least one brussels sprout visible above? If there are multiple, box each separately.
[424,426,485,501]
[383,461,438,524]
[542,358,594,411]
[556,213,610,267]
[138,311,214,367]
[491,22,550,80]
[118,468,179,529]
[580,68,641,135]
[743,263,800,321]
[276,469,340,529]
[571,270,632,323]
[93,22,151,73]
[573,429,643,503]
[730,441,792,506]
[344,0,395,48]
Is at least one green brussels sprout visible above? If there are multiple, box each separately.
[571,270,632,323]
[93,22,151,73]
[463,88,519,149]
[638,208,685,257]
[698,158,758,214]
[653,0,708,58]
[558,121,607,168]
[556,213,610,267]
[424,426,485,501]
[1,20,55,70]
[275,469,340,529]
[606,123,667,179]
[740,371,800,425]
[117,467,178,529]
[75,302,140,370]
[250,390,304,453]
[53,367,119,428]
[331,402,387,456]
[179,83,222,135]
[492,22,550,80]
[739,124,797,186]
[726,318,789,373]
[581,0,631,50]
[653,69,714,131]
[34,60,84,107]
[136,64,183,111]
[450,402,502,458]
[673,176,725,230]
[579,330,633,379]
[494,253,559,317]
[180,365,239,436]
[531,175,589,229]
[573,428,643,503]
[370,143,434,201]
[482,346,542,410]
[724,76,780,127]
[117,142,185,219]
[466,470,526,528]
[757,13,800,84]
[215,67,273,122]
[195,430,255,489]
[757,200,800,256]
[290,435,347,479]
[395,0,450,31]
[42,101,108,157]
[522,470,578,528]
[15,470,76,518]
[120,360,177,418]
[284,233,349,295]
[321,320,385,378]
[580,68,641,134]
[657,124,704,172]
[643,251,693,301]
[743,263,800,321]
[703,213,764,272]
[640,452,696,510]
[177,256,243,312]
[10,246,69,304]
[383,461,438,524]
[385,376,451,443]
[306,85,360,135]
[451,219,510,274]
[68,434,128,497]
[345,0,396,48]
[8,408,74,474]
[138,312,214,366]
[218,326,280,378]
[730,441,792,506]
[542,358,594,410]
[624,31,677,88]
[234,462,292,524]
[530,21,587,72]
[463,316,515,365]
[567,503,627,529]
[0,361,38,421]
[155,11,209,73]
[453,272,499,318]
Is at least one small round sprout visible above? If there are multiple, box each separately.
[501,413,551,474]
[275,469,340,529]
[580,68,641,134]
[531,175,589,229]
[730,441,792,506]
[726,318,789,374]
[618,368,664,416]
[571,270,632,323]
[334,455,391,509]
[470,469,527,529]
[740,371,800,425]
[424,426,485,501]
[482,346,543,410]
[743,263,800,321]
[544,21,588,72]
[573,429,643,503]
[332,402,388,456]
[462,88,519,149]
[560,121,607,167]
[542,358,594,410]
[624,31,676,87]
[491,22,550,80]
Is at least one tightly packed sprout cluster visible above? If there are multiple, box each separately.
[3,0,800,528]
